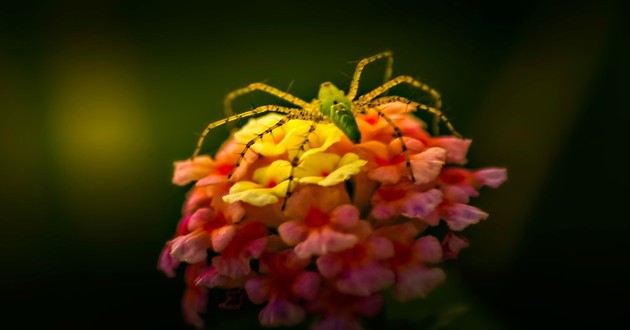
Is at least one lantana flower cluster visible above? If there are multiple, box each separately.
[159,102,507,329]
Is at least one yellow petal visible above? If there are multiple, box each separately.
[222,180,290,207]
[252,160,292,185]
[298,153,367,186]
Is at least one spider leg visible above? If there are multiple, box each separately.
[358,75,443,108]
[227,112,297,180]
[281,121,318,211]
[358,105,416,183]
[224,82,311,130]
[368,96,462,138]
[357,75,443,135]
[192,105,299,159]
[347,51,393,101]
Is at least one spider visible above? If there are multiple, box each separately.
[191,51,462,210]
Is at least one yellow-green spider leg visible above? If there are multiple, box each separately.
[357,75,444,135]
[223,82,311,130]
[368,96,462,138]
[192,105,299,159]
[347,51,394,101]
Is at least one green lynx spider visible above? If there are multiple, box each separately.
[192,51,462,210]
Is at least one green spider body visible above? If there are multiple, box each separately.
[318,82,361,143]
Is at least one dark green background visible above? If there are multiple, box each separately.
[1,0,627,328]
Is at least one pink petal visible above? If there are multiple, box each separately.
[330,205,360,229]
[183,188,211,216]
[157,243,180,277]
[393,266,446,301]
[212,255,250,278]
[196,173,228,186]
[317,254,343,278]
[371,202,400,220]
[187,207,213,231]
[336,264,395,296]
[373,222,419,243]
[172,156,214,186]
[195,266,228,288]
[410,147,446,185]
[211,225,236,252]
[441,203,489,231]
[278,220,308,245]
[225,201,245,222]
[245,277,271,304]
[366,237,394,260]
[422,211,440,226]
[259,298,305,327]
[246,236,268,258]
[294,229,358,258]
[430,137,472,165]
[368,165,403,185]
[441,185,472,203]
[473,168,508,188]
[401,189,443,219]
[170,231,211,264]
[442,232,470,260]
[292,271,321,301]
[413,236,443,264]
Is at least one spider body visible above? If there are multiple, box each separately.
[192,51,462,210]
[318,82,361,143]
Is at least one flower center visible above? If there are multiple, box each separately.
[375,154,405,167]
[440,168,467,184]
[216,163,234,175]
[377,188,407,202]
[203,212,229,233]
[339,244,367,263]
[304,207,330,228]
[389,240,413,268]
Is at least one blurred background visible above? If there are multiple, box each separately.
[1,0,627,328]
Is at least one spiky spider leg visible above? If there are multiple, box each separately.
[368,96,462,138]
[281,121,318,211]
[347,51,394,101]
[226,113,297,180]
[192,105,299,159]
[357,75,444,135]
[358,105,416,183]
[223,82,311,130]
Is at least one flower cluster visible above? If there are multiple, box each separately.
[159,102,507,328]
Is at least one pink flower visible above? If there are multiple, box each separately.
[374,223,445,301]
[439,167,508,197]
[212,220,269,279]
[370,181,443,225]
[245,250,321,327]
[355,138,447,185]
[442,231,470,260]
[169,207,238,264]
[157,242,180,278]
[423,190,489,232]
[276,185,372,259]
[317,237,395,296]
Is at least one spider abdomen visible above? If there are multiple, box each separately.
[318,82,361,143]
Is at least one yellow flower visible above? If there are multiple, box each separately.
[234,114,343,161]
[297,153,367,187]
[222,160,292,207]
